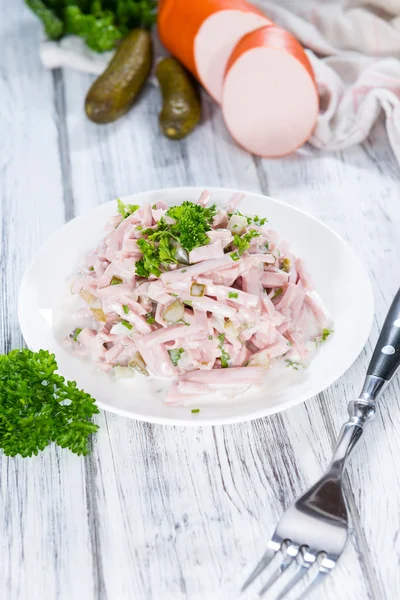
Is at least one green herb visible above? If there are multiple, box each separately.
[135,239,161,278]
[233,230,261,255]
[110,276,123,285]
[183,300,193,307]
[231,252,240,262]
[136,226,143,231]
[272,287,283,300]
[218,334,225,344]
[166,201,217,251]
[191,408,200,414]
[89,266,95,271]
[25,1,157,52]
[253,215,268,226]
[121,319,133,330]
[72,328,82,342]
[134,202,218,276]
[158,236,178,264]
[116,198,139,220]
[208,335,213,341]
[0,349,99,457]
[285,359,305,371]
[25,0,64,40]
[168,348,184,366]
[122,305,129,315]
[322,328,333,342]
[142,217,171,241]
[228,292,238,299]
[145,313,155,324]
[265,242,269,250]
[152,204,157,209]
[220,348,230,368]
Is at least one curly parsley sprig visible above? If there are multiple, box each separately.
[0,349,99,457]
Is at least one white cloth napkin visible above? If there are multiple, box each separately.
[40,0,400,163]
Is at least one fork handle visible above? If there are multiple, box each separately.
[366,288,400,383]
[329,289,400,472]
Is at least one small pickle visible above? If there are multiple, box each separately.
[85,29,153,124]
[156,57,201,140]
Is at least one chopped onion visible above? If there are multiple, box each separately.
[247,349,270,370]
[162,299,184,323]
[129,352,148,376]
[190,282,206,297]
[110,322,134,336]
[224,318,239,338]
[228,215,248,235]
[113,366,135,379]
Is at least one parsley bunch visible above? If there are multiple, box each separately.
[135,201,217,278]
[25,0,157,52]
[166,202,217,252]
[0,349,99,457]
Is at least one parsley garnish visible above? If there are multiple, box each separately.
[233,230,261,255]
[122,305,129,315]
[0,349,99,457]
[121,320,133,330]
[166,201,217,251]
[191,408,200,414]
[228,292,238,299]
[117,198,139,220]
[168,348,184,366]
[218,333,225,344]
[208,335,213,341]
[231,252,240,261]
[253,215,268,226]
[322,328,333,342]
[135,239,162,278]
[285,360,305,370]
[145,313,155,324]
[72,328,82,342]
[220,348,230,368]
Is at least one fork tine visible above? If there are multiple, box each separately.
[241,541,289,593]
[277,552,327,600]
[259,554,300,598]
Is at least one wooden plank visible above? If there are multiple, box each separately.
[0,5,94,599]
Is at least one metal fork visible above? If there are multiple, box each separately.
[243,288,400,600]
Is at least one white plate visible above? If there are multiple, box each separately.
[18,187,374,426]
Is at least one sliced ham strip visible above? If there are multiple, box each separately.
[261,271,289,288]
[222,26,319,158]
[158,0,270,102]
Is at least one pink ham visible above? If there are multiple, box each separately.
[222,26,319,157]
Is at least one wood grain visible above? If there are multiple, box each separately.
[1,2,400,599]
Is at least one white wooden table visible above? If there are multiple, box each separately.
[2,3,400,599]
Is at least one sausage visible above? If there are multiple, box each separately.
[157,0,270,102]
[221,26,319,157]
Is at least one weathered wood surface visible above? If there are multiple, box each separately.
[1,2,400,599]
